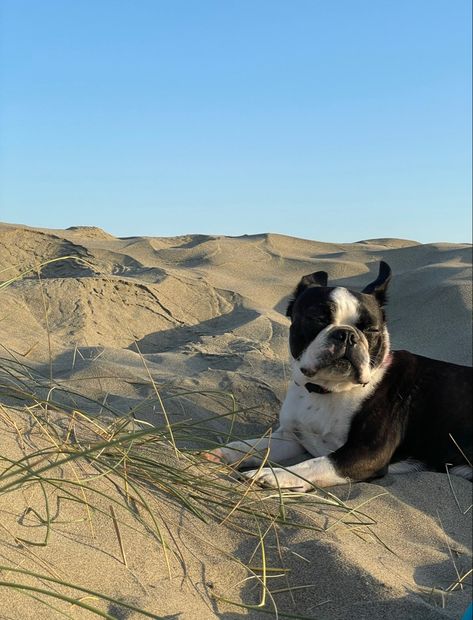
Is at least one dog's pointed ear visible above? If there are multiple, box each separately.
[362,261,392,306]
[299,271,328,289]
[286,271,328,317]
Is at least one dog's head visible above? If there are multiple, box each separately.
[286,261,392,392]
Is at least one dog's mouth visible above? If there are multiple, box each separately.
[316,355,359,378]
[303,347,370,386]
[329,356,355,373]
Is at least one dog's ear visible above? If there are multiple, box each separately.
[298,271,329,289]
[286,271,328,317]
[362,261,392,306]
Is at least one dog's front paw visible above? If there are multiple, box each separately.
[200,446,252,466]
[201,448,226,463]
[243,467,312,492]
[201,442,266,467]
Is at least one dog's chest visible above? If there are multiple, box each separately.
[279,384,361,457]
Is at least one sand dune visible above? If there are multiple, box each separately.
[0,221,471,619]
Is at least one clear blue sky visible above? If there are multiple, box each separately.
[0,0,471,242]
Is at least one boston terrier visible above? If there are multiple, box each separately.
[205,262,472,491]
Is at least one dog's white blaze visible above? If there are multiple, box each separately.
[330,287,360,326]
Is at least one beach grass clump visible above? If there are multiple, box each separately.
[0,349,387,619]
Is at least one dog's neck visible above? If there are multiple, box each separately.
[296,349,393,397]
[304,382,332,394]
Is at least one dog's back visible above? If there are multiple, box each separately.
[386,351,472,473]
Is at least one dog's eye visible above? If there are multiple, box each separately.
[365,327,380,334]
[303,315,325,325]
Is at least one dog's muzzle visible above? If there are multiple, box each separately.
[300,326,370,384]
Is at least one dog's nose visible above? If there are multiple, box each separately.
[331,328,359,346]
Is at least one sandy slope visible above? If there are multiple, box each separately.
[0,221,471,619]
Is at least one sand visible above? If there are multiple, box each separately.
[0,221,471,619]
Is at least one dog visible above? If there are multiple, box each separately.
[205,261,472,491]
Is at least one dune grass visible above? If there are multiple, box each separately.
[0,353,386,618]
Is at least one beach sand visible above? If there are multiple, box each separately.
[0,222,471,619]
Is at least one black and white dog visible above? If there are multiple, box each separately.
[206,262,472,490]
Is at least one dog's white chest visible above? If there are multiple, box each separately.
[279,383,360,457]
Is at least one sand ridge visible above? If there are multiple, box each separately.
[0,222,471,619]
